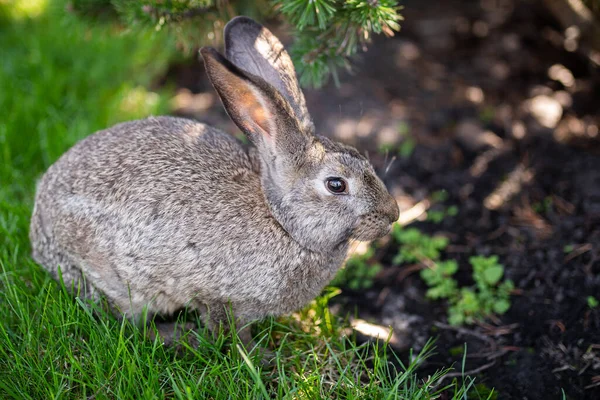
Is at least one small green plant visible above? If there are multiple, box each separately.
[71,0,403,88]
[532,196,554,214]
[392,225,513,326]
[426,190,459,223]
[392,225,449,264]
[420,260,459,299]
[426,206,458,223]
[447,256,513,326]
[377,140,415,159]
[588,296,599,309]
[426,210,446,223]
[397,121,416,158]
[430,190,449,203]
[331,246,382,290]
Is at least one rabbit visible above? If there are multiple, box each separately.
[29,16,399,344]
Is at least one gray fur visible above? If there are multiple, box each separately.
[29,17,399,332]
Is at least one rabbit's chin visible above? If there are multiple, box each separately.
[351,222,393,242]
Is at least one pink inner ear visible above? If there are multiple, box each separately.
[202,48,275,141]
[235,86,274,139]
[248,102,272,137]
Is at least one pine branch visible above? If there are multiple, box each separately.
[277,0,403,87]
[140,5,213,22]
[68,0,403,88]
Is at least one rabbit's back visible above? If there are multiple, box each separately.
[31,116,342,320]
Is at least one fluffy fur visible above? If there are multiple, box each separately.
[29,17,399,331]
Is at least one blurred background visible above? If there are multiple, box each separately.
[1,0,599,398]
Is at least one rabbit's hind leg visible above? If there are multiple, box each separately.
[202,302,273,359]
[149,320,198,348]
[50,254,100,302]
[31,235,100,302]
[31,205,106,303]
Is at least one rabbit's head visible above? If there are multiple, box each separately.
[201,17,399,254]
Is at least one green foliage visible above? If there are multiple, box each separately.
[430,190,449,203]
[399,137,416,158]
[280,0,337,30]
[588,296,599,309]
[420,260,459,300]
[426,190,458,223]
[532,196,553,214]
[331,246,382,290]
[0,0,176,207]
[427,209,445,223]
[392,225,513,326]
[281,0,403,87]
[69,0,403,88]
[449,345,465,357]
[392,225,449,264]
[447,256,514,325]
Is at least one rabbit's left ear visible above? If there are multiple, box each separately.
[224,16,314,135]
[201,47,311,162]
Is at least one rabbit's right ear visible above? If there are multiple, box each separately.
[224,16,314,135]
[201,47,311,161]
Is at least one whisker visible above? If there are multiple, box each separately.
[383,148,389,171]
[385,156,397,176]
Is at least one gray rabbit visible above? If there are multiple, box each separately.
[29,16,399,342]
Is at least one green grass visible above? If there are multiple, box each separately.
[0,1,483,398]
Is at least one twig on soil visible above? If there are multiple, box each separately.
[552,195,576,215]
[395,263,424,283]
[433,322,497,352]
[585,376,600,390]
[376,286,390,306]
[548,320,567,333]
[397,199,430,226]
[435,360,497,386]
[552,364,575,373]
[466,346,516,361]
[486,225,507,241]
[477,322,520,336]
[564,243,593,262]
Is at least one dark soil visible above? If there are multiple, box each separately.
[161,0,600,398]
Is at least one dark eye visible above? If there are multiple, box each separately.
[325,177,348,194]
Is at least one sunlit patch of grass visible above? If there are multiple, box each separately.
[1,0,48,19]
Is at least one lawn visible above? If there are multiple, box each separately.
[0,1,483,398]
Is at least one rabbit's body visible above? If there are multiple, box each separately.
[31,116,347,322]
[30,17,398,335]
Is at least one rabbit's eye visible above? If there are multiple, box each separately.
[325,178,348,194]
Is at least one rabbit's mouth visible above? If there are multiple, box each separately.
[352,215,394,241]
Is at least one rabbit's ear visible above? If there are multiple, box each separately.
[223,16,314,134]
[201,47,311,159]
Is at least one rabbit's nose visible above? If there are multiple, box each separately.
[382,195,400,224]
